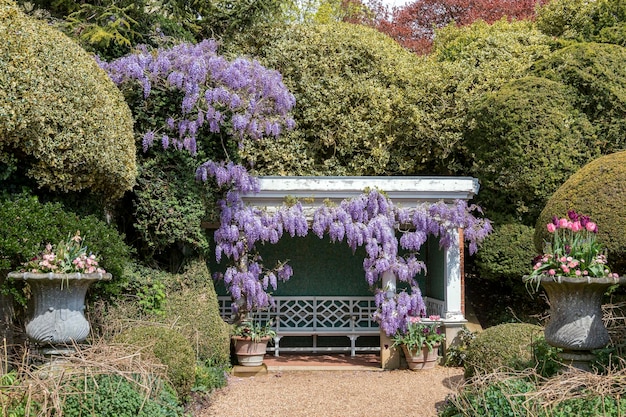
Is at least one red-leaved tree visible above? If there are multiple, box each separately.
[368,0,549,55]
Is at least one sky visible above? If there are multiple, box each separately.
[381,0,412,7]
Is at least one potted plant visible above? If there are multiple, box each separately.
[524,210,626,369]
[391,315,445,371]
[7,231,111,352]
[232,316,276,367]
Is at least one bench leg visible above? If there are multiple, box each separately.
[349,335,359,357]
[312,334,318,353]
[274,336,282,357]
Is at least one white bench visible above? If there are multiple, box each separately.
[218,295,446,357]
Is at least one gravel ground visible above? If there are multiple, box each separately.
[196,367,464,417]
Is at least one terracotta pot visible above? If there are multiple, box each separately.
[233,336,271,366]
[402,343,440,371]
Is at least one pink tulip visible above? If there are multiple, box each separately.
[571,221,582,232]
[548,269,556,276]
[586,222,598,233]
[559,218,569,228]
[546,223,557,233]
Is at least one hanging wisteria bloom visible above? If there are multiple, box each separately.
[200,161,492,334]
[97,40,296,155]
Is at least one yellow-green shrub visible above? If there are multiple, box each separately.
[115,326,195,400]
[464,323,543,378]
[535,151,626,273]
[0,0,136,200]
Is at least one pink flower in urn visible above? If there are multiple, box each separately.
[548,269,556,276]
[429,315,441,321]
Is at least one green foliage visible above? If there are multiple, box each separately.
[133,154,211,262]
[233,317,277,343]
[440,373,626,417]
[406,20,553,175]
[192,362,228,393]
[466,76,598,224]
[61,374,183,417]
[475,224,537,281]
[0,0,136,200]
[439,376,537,417]
[463,323,543,378]
[0,193,132,281]
[0,370,42,416]
[115,326,196,400]
[104,260,231,367]
[536,0,626,44]
[535,151,626,273]
[444,326,477,367]
[530,42,626,155]
[236,22,427,176]
[163,260,231,365]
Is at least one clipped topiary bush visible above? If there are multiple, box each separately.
[163,260,230,366]
[235,22,426,176]
[0,0,136,200]
[115,326,196,400]
[535,151,626,273]
[467,76,599,224]
[475,223,537,282]
[101,260,230,367]
[531,42,626,156]
[464,323,543,378]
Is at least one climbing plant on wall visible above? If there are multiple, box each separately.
[198,160,492,336]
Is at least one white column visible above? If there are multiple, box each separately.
[443,229,465,323]
[382,270,396,298]
[380,270,399,369]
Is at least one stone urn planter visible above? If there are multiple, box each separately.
[402,343,440,371]
[8,272,111,352]
[525,275,626,369]
[232,336,271,366]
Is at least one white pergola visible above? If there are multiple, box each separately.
[240,176,480,367]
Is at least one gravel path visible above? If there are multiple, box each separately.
[197,367,464,417]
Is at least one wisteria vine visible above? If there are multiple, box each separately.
[97,39,296,155]
[201,161,492,335]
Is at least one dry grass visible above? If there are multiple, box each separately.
[0,340,168,416]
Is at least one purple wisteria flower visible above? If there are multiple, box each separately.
[97,40,296,155]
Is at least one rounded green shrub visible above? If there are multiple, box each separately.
[535,151,626,273]
[475,223,537,282]
[163,260,230,366]
[115,326,196,400]
[236,22,426,176]
[531,42,626,156]
[467,76,599,224]
[464,323,543,378]
[61,374,183,417]
[0,0,136,200]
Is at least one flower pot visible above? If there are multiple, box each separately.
[8,272,111,350]
[233,336,271,366]
[528,275,626,369]
[402,343,440,371]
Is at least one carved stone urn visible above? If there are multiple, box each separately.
[529,275,626,370]
[8,272,111,352]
